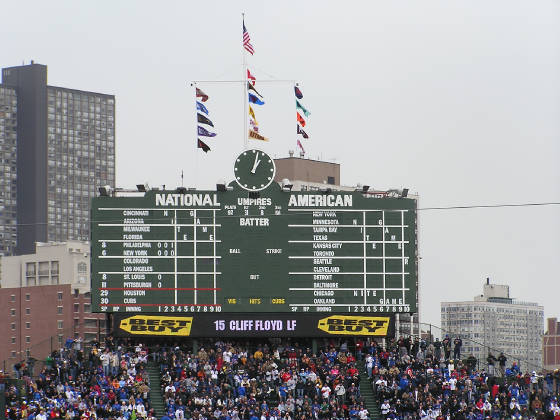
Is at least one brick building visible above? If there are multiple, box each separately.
[544,317,560,371]
[0,284,106,366]
[0,241,106,367]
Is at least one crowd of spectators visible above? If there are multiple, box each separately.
[2,337,155,420]
[3,334,560,420]
[366,335,560,420]
[155,339,370,420]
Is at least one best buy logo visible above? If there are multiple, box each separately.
[317,315,390,336]
[119,315,193,336]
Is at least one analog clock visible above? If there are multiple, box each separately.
[234,149,276,191]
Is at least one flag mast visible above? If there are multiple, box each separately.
[242,13,248,150]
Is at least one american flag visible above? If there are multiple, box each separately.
[243,22,254,55]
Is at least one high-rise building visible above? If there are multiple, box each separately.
[0,62,115,255]
[0,85,18,255]
[441,279,544,373]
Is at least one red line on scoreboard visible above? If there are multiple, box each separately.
[100,288,220,291]
[104,303,221,306]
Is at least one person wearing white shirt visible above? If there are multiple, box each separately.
[375,377,387,390]
[365,354,374,378]
[223,349,232,364]
[449,377,457,391]
[136,402,146,418]
[164,384,176,396]
[509,398,520,412]
[358,407,369,419]
[320,384,331,400]
[381,400,390,416]
[173,407,184,420]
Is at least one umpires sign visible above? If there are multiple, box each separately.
[113,313,394,338]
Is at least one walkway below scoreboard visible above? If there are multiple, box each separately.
[91,185,417,314]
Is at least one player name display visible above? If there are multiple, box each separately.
[91,151,417,314]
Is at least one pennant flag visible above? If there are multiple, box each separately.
[243,22,254,55]
[248,106,257,123]
[249,129,268,141]
[196,101,209,115]
[297,139,305,154]
[248,92,265,105]
[196,87,208,102]
[197,139,210,152]
[294,86,303,99]
[250,119,259,132]
[247,82,263,98]
[247,69,256,85]
[296,100,310,117]
[198,126,216,137]
[296,112,306,127]
[297,124,309,139]
[197,113,214,127]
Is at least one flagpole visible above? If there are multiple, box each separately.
[193,82,199,187]
[242,13,248,150]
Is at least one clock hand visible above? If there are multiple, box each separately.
[250,152,261,174]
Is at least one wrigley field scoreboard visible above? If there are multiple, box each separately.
[91,151,417,316]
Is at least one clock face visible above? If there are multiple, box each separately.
[234,149,276,191]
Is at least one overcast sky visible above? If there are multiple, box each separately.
[3,0,559,331]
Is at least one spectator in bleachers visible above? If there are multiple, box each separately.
[3,338,153,420]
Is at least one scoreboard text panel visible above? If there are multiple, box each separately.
[91,186,417,314]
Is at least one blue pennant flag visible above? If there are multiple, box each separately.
[196,101,209,115]
[198,126,216,137]
[248,92,265,105]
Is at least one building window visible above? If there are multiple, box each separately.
[25,336,31,344]
[11,351,16,357]
[25,322,30,329]
[57,306,63,314]
[26,262,36,276]
[74,303,79,313]
[10,308,15,316]
[84,319,97,328]
[11,323,16,331]
[327,176,335,185]
[58,335,63,346]
[77,262,87,273]
[83,304,91,313]
[10,294,15,302]
[58,292,63,300]
[57,321,63,329]
[74,318,79,327]
[26,308,30,315]
[11,337,16,344]
[25,294,31,301]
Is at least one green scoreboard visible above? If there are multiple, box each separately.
[91,151,417,315]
